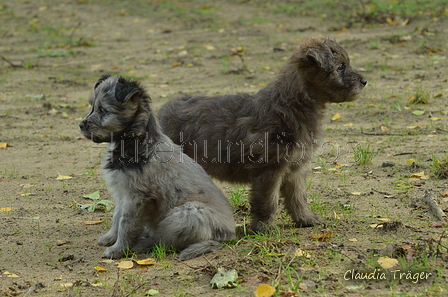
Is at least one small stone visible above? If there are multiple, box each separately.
[381,161,395,168]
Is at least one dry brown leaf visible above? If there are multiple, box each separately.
[310,232,332,242]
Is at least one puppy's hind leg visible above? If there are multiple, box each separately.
[155,201,235,261]
[281,170,321,227]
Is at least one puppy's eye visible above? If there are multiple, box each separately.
[99,106,107,114]
[337,64,346,71]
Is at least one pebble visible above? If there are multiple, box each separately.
[381,161,395,167]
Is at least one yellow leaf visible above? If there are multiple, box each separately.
[93,266,108,272]
[56,172,73,180]
[136,258,156,266]
[255,284,276,297]
[351,192,362,196]
[117,260,134,269]
[333,211,340,219]
[204,44,216,50]
[407,158,416,165]
[377,256,399,269]
[172,61,181,67]
[348,238,358,242]
[370,223,382,228]
[331,113,341,121]
[3,271,20,278]
[295,249,311,258]
[344,123,354,127]
[0,207,13,212]
[367,104,377,107]
[100,259,115,264]
[60,283,73,288]
[266,253,285,257]
[430,117,442,121]
[0,142,11,149]
[84,220,103,225]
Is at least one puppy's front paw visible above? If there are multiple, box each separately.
[294,213,321,228]
[98,233,117,247]
[102,246,124,259]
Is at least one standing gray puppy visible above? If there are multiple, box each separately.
[159,37,367,232]
[79,75,235,260]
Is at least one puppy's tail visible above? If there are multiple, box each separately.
[179,240,223,261]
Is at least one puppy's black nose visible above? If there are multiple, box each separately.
[361,78,367,86]
[79,121,86,130]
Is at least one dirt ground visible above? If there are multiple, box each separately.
[1,1,447,296]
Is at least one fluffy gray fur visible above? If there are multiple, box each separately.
[158,37,367,232]
[79,75,235,260]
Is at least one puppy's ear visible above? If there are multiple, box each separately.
[94,73,111,89]
[115,77,142,104]
[304,47,334,72]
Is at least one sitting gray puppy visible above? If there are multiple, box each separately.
[79,74,235,260]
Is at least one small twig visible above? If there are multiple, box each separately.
[424,191,446,221]
[1,55,22,68]
[372,188,390,195]
[393,152,415,156]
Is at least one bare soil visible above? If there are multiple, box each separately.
[1,1,447,296]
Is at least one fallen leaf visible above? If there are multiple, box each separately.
[331,113,341,121]
[310,232,332,242]
[84,220,103,225]
[266,253,285,257]
[83,191,100,200]
[204,44,216,50]
[255,284,276,297]
[210,267,238,289]
[411,110,425,116]
[344,123,354,127]
[440,189,448,197]
[118,260,134,269]
[377,256,399,269]
[3,271,20,278]
[351,192,362,196]
[136,258,156,266]
[100,259,115,264]
[370,223,383,228]
[145,289,160,296]
[381,125,389,132]
[0,142,12,149]
[56,172,73,180]
[295,249,311,258]
[172,61,181,67]
[93,266,108,272]
[410,171,429,180]
[430,117,442,121]
[0,207,13,212]
[348,238,358,242]
[60,283,73,288]
[407,158,416,165]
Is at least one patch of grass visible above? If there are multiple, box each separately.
[408,86,430,105]
[229,186,249,209]
[431,155,448,179]
[352,143,378,166]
